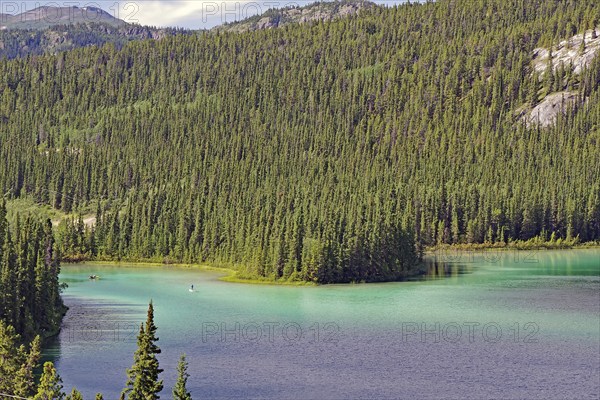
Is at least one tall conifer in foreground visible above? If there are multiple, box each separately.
[122,301,163,400]
[33,362,65,400]
[0,321,40,396]
[173,354,192,400]
[66,388,84,400]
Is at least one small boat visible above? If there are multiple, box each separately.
[89,275,100,280]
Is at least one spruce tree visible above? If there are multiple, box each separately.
[122,302,163,400]
[14,335,41,397]
[0,322,42,396]
[66,388,84,400]
[173,354,192,400]
[34,362,65,400]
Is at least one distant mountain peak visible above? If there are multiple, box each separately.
[0,5,125,30]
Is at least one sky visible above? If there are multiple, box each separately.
[1,0,408,29]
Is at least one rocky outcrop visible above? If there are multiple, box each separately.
[521,28,599,128]
[525,91,579,128]
[533,28,600,75]
[213,1,377,33]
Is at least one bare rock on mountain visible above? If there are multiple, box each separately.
[1,6,125,30]
[533,28,600,75]
[525,91,579,128]
[214,1,377,33]
[520,28,600,128]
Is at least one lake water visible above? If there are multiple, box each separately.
[45,249,600,399]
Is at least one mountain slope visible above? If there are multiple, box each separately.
[213,0,377,32]
[0,5,191,60]
[0,2,372,59]
[0,22,189,59]
[0,6,124,30]
[0,0,599,283]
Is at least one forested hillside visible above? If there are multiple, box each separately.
[1,0,599,283]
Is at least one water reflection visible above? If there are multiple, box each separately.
[39,333,61,376]
[416,258,472,280]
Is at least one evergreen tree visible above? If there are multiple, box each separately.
[66,388,84,400]
[173,354,192,400]
[33,362,65,400]
[13,335,42,397]
[122,302,163,400]
[0,321,40,395]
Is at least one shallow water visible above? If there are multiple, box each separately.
[45,249,600,399]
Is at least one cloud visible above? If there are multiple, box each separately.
[127,1,206,27]
[115,1,297,28]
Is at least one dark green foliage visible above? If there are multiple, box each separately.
[0,201,65,341]
[122,302,163,400]
[0,200,66,397]
[173,354,192,400]
[33,361,65,400]
[0,0,599,283]
[0,321,41,397]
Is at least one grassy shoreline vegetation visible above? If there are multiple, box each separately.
[425,237,600,252]
[73,259,317,285]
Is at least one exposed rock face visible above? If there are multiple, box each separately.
[214,1,377,33]
[521,28,599,128]
[533,29,600,75]
[526,91,579,128]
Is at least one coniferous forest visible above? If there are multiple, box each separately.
[0,200,66,397]
[0,0,599,286]
[0,202,64,341]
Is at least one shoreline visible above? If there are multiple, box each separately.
[68,259,316,286]
[65,244,600,286]
[424,242,600,253]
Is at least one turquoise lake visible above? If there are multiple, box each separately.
[45,249,600,399]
